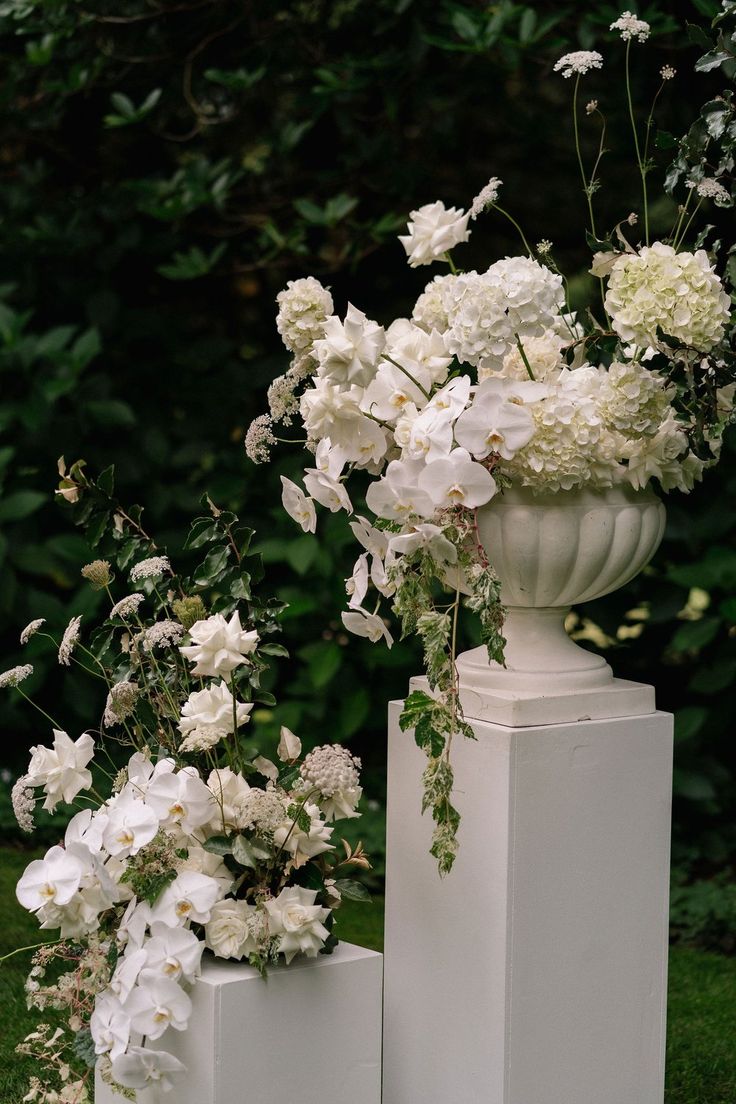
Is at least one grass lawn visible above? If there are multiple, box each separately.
[1,847,734,1103]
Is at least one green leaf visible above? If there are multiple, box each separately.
[202,835,233,856]
[674,706,708,743]
[333,878,371,902]
[671,617,721,653]
[0,489,46,521]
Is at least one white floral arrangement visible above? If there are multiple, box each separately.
[247,13,736,874]
[5,464,370,1103]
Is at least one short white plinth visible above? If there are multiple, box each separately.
[383,695,673,1104]
[95,942,382,1104]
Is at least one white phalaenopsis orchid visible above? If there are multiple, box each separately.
[303,468,353,513]
[454,379,537,460]
[341,608,394,646]
[417,447,497,510]
[280,475,317,533]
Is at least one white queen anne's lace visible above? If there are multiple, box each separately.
[610,11,651,42]
[605,242,731,352]
[554,51,604,78]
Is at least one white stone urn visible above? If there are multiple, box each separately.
[456,484,666,696]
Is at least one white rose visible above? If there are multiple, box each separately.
[399,201,471,267]
[180,611,258,678]
[178,681,253,741]
[265,886,331,964]
[26,730,95,812]
[204,898,260,960]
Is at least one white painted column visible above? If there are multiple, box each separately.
[383,678,672,1104]
[96,942,383,1104]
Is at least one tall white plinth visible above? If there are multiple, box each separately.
[96,942,382,1104]
[383,688,673,1104]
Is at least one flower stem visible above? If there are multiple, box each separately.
[624,40,649,244]
[573,75,598,241]
[383,354,431,400]
[514,335,536,381]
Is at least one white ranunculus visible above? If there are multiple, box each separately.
[272,800,334,868]
[140,922,204,984]
[180,611,258,678]
[314,303,385,388]
[399,201,471,267]
[145,765,216,836]
[204,898,260,960]
[454,380,536,460]
[179,681,253,742]
[341,609,394,647]
[280,476,317,533]
[90,993,131,1060]
[150,871,223,926]
[112,1046,185,1094]
[265,886,331,964]
[26,729,95,812]
[417,447,497,510]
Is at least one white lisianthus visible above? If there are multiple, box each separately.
[26,729,95,812]
[417,447,497,510]
[454,380,537,460]
[341,608,394,647]
[112,1046,185,1093]
[179,681,253,743]
[314,303,385,388]
[399,201,471,267]
[276,276,334,354]
[604,243,731,352]
[180,611,258,678]
[204,898,261,960]
[265,886,331,963]
[273,800,333,868]
[280,476,317,533]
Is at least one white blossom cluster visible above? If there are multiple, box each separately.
[12,601,366,1099]
[610,11,651,42]
[605,243,731,352]
[275,276,334,353]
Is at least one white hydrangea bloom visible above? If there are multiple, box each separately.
[483,256,565,337]
[411,273,459,333]
[482,330,566,383]
[399,201,471,267]
[441,272,518,370]
[605,242,731,352]
[276,277,334,354]
[597,361,673,436]
[313,303,385,389]
[501,368,623,492]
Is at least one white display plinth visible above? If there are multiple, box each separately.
[95,942,382,1104]
[383,686,673,1104]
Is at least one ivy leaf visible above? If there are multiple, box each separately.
[202,835,233,856]
[333,878,371,902]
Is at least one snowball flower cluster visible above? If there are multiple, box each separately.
[597,361,673,436]
[605,243,731,352]
[399,201,471,267]
[276,277,334,353]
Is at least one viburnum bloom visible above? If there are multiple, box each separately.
[145,765,217,835]
[280,476,317,533]
[604,242,731,352]
[454,380,537,460]
[139,922,204,984]
[276,276,334,353]
[180,611,258,678]
[25,729,95,812]
[313,303,385,389]
[417,447,497,510]
[112,1046,185,1093]
[102,789,159,859]
[178,682,253,742]
[399,201,471,267]
[151,870,223,926]
[264,886,331,963]
[341,608,394,647]
[16,845,86,911]
[204,898,260,960]
[300,744,363,821]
